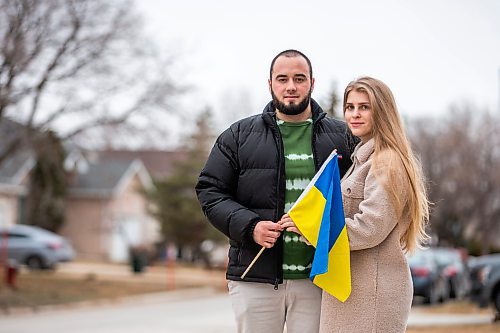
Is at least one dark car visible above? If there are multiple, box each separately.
[0,224,75,270]
[469,253,500,314]
[408,249,449,304]
[432,247,471,299]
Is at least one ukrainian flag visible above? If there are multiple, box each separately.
[288,150,351,302]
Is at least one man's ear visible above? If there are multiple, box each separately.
[310,77,315,92]
[268,79,272,94]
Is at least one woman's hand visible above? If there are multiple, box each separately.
[279,214,312,245]
[279,214,302,236]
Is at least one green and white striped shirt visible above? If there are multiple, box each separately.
[278,118,315,279]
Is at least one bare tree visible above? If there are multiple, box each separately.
[467,111,500,254]
[321,80,341,119]
[410,106,500,254]
[0,0,181,162]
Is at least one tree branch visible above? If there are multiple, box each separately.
[27,3,82,127]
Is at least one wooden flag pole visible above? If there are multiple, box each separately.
[241,246,265,279]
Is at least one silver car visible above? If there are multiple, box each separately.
[0,224,75,270]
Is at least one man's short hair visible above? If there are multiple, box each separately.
[269,49,313,80]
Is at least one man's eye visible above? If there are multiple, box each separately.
[295,78,305,83]
[277,78,287,83]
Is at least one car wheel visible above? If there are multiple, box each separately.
[494,288,500,313]
[26,255,45,270]
[423,285,436,305]
[449,280,456,299]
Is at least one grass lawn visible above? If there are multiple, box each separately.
[0,262,228,312]
[0,270,168,311]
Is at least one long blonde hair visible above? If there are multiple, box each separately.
[344,77,430,252]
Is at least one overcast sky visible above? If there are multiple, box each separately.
[136,0,499,131]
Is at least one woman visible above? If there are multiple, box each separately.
[318,77,430,332]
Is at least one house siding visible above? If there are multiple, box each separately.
[61,198,107,260]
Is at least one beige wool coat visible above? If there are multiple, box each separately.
[319,139,413,333]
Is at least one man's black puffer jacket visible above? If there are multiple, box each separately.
[196,99,356,286]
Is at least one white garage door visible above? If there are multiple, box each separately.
[109,218,142,263]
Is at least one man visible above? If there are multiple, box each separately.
[196,49,355,333]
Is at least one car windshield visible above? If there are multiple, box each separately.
[433,249,459,266]
[408,250,431,265]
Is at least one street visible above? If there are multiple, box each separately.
[0,288,494,333]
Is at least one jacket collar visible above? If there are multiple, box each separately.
[352,138,375,164]
[262,98,325,125]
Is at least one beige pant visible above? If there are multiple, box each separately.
[227,279,322,333]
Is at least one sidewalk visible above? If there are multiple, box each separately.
[408,308,493,327]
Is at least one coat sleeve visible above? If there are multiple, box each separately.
[345,165,406,251]
[195,126,260,244]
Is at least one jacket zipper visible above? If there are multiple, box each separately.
[273,115,284,288]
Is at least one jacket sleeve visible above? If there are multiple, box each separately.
[195,126,260,244]
[345,165,406,251]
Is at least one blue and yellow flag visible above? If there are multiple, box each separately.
[288,150,351,302]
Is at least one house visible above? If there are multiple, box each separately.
[0,120,162,262]
[61,150,160,262]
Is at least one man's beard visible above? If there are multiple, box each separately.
[271,89,312,116]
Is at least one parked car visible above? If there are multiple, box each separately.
[0,224,75,270]
[408,249,449,304]
[432,247,471,299]
[468,253,500,314]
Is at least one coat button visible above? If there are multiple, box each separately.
[346,188,351,194]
